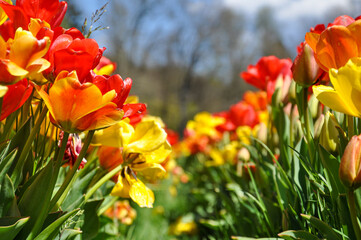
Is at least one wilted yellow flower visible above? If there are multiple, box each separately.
[111,167,155,208]
[93,119,171,207]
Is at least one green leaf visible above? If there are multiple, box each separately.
[199,219,226,230]
[59,229,82,240]
[318,145,345,197]
[0,174,15,217]
[17,161,56,239]
[301,214,342,240]
[231,237,280,240]
[62,168,98,211]
[0,149,17,185]
[295,84,306,119]
[278,230,318,240]
[7,118,31,177]
[81,199,104,239]
[41,211,65,232]
[0,216,30,240]
[33,208,79,240]
[337,194,355,240]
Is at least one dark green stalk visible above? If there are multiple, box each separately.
[11,106,48,188]
[347,190,361,240]
[49,130,95,210]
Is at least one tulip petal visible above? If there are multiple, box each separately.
[127,120,168,153]
[316,26,358,70]
[305,32,320,52]
[140,141,172,164]
[74,102,123,132]
[6,61,28,76]
[1,79,33,121]
[127,175,154,208]
[111,171,131,198]
[37,71,123,132]
[347,20,361,55]
[10,29,49,68]
[313,84,359,116]
[135,163,166,181]
[0,1,28,29]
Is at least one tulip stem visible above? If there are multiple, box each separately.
[348,115,354,139]
[0,110,17,143]
[11,105,48,188]
[289,104,295,148]
[49,130,95,210]
[84,163,123,203]
[347,190,361,240]
[302,88,314,165]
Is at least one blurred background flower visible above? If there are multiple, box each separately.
[67,0,358,134]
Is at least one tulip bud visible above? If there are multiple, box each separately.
[238,147,250,162]
[319,112,340,153]
[256,122,267,144]
[291,43,321,87]
[288,80,297,104]
[309,94,320,119]
[339,135,361,189]
[313,114,324,139]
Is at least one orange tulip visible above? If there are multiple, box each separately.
[305,17,361,72]
[35,71,123,133]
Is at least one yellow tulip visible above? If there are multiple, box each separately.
[313,58,361,117]
[186,112,224,138]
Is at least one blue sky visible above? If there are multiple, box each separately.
[74,0,357,58]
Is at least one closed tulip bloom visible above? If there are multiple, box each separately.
[319,112,340,153]
[339,135,361,189]
[35,71,123,133]
[292,43,321,87]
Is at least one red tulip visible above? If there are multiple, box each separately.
[92,75,147,120]
[0,0,67,38]
[0,79,33,121]
[241,56,292,102]
[47,35,105,82]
